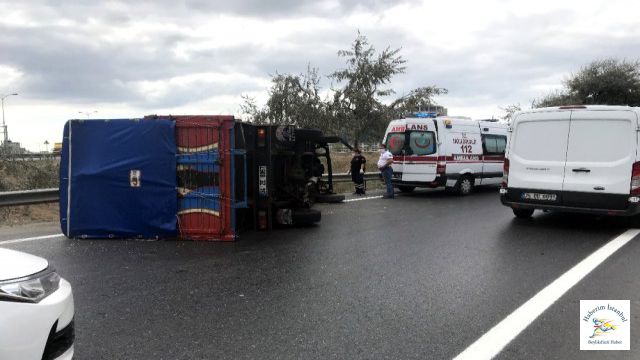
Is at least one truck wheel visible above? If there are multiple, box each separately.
[315,193,345,203]
[319,135,341,143]
[455,175,474,196]
[295,129,323,141]
[398,186,415,193]
[292,208,322,225]
[512,208,534,218]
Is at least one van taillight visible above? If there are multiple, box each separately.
[630,162,640,195]
[501,158,509,188]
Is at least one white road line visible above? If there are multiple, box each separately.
[0,233,64,245]
[454,228,640,360]
[344,195,384,202]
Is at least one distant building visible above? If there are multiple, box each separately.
[1,140,27,155]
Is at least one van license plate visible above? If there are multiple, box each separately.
[522,192,557,201]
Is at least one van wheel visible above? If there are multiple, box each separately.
[398,186,415,193]
[455,175,474,196]
[627,215,640,228]
[512,208,534,218]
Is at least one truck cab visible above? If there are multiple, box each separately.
[237,124,345,231]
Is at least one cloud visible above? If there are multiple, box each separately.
[0,0,639,150]
[2,0,417,23]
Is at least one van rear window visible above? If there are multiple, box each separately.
[386,133,405,155]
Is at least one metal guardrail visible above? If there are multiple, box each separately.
[0,154,60,161]
[0,174,382,207]
[330,172,380,183]
[0,188,60,207]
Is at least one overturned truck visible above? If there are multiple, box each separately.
[59,115,347,241]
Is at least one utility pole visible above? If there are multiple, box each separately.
[1,93,18,146]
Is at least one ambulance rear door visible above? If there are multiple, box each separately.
[401,120,438,182]
[479,121,508,185]
[384,120,407,177]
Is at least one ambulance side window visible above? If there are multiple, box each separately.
[407,131,436,155]
[386,133,405,155]
[482,134,507,155]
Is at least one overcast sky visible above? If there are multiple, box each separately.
[1,0,639,151]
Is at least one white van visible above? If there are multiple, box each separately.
[501,105,640,218]
[382,113,508,195]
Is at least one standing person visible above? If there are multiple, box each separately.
[377,143,395,199]
[350,148,366,195]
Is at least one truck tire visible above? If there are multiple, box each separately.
[295,129,323,141]
[292,208,322,225]
[315,193,345,203]
[454,175,474,196]
[397,186,415,193]
[319,135,341,144]
[512,208,534,218]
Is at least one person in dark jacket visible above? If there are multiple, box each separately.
[350,148,366,195]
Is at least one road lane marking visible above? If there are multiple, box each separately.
[454,228,640,360]
[344,195,384,202]
[0,233,64,245]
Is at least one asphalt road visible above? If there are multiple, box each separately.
[1,187,639,359]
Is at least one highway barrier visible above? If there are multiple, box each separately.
[0,173,381,207]
[0,188,60,207]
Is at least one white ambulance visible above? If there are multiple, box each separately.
[382,113,508,195]
[501,105,640,218]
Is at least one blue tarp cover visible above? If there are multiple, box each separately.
[59,119,177,238]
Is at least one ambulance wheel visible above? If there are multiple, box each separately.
[292,208,322,225]
[397,186,415,193]
[512,208,534,218]
[455,175,474,196]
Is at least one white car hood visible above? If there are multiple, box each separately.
[0,248,49,281]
